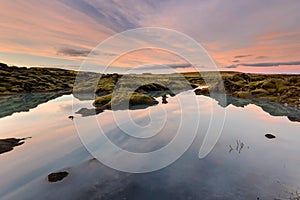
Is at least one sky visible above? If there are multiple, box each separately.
[0,0,299,73]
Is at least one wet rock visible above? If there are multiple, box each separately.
[0,138,27,154]
[194,87,209,95]
[265,133,276,139]
[94,92,158,110]
[162,94,168,104]
[48,171,69,182]
[68,115,74,120]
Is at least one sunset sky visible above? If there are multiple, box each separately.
[0,0,299,73]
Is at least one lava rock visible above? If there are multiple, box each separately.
[265,133,276,139]
[48,171,69,182]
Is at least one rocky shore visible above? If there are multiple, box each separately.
[1,62,299,114]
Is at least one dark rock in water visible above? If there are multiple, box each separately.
[68,115,74,120]
[265,133,276,139]
[194,87,209,95]
[48,171,69,182]
[162,94,168,104]
[0,138,27,154]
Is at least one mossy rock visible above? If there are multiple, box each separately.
[234,91,251,98]
[94,94,112,107]
[278,86,290,93]
[250,89,269,96]
[261,80,276,89]
[295,82,300,87]
[0,87,7,92]
[129,93,159,106]
[135,83,168,92]
[231,73,251,82]
[194,87,209,95]
[94,92,158,110]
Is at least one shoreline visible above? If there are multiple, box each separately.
[1,62,299,108]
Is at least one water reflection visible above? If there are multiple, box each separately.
[0,93,300,199]
[0,92,66,119]
[1,90,298,124]
[198,94,300,123]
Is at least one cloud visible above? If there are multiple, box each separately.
[131,63,192,71]
[234,54,253,58]
[232,60,240,63]
[57,48,92,57]
[225,61,300,68]
[0,0,300,74]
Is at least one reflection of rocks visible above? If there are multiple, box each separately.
[0,138,27,154]
[75,108,104,117]
[265,134,276,139]
[0,92,67,118]
[48,171,69,182]
[199,94,300,123]
[162,94,168,104]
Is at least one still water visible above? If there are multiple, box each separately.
[0,92,299,200]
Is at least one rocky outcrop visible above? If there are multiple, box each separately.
[94,92,159,110]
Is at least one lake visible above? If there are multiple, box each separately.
[0,91,300,200]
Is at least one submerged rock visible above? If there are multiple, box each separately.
[48,171,69,182]
[265,133,276,139]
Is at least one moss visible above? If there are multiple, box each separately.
[129,93,158,106]
[248,81,263,90]
[94,94,112,107]
[250,89,269,96]
[278,86,290,93]
[266,88,277,94]
[231,73,250,82]
[0,87,7,92]
[234,91,251,98]
[93,92,158,110]
[261,80,276,89]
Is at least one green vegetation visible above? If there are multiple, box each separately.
[1,62,299,116]
[0,63,76,94]
[93,92,158,110]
